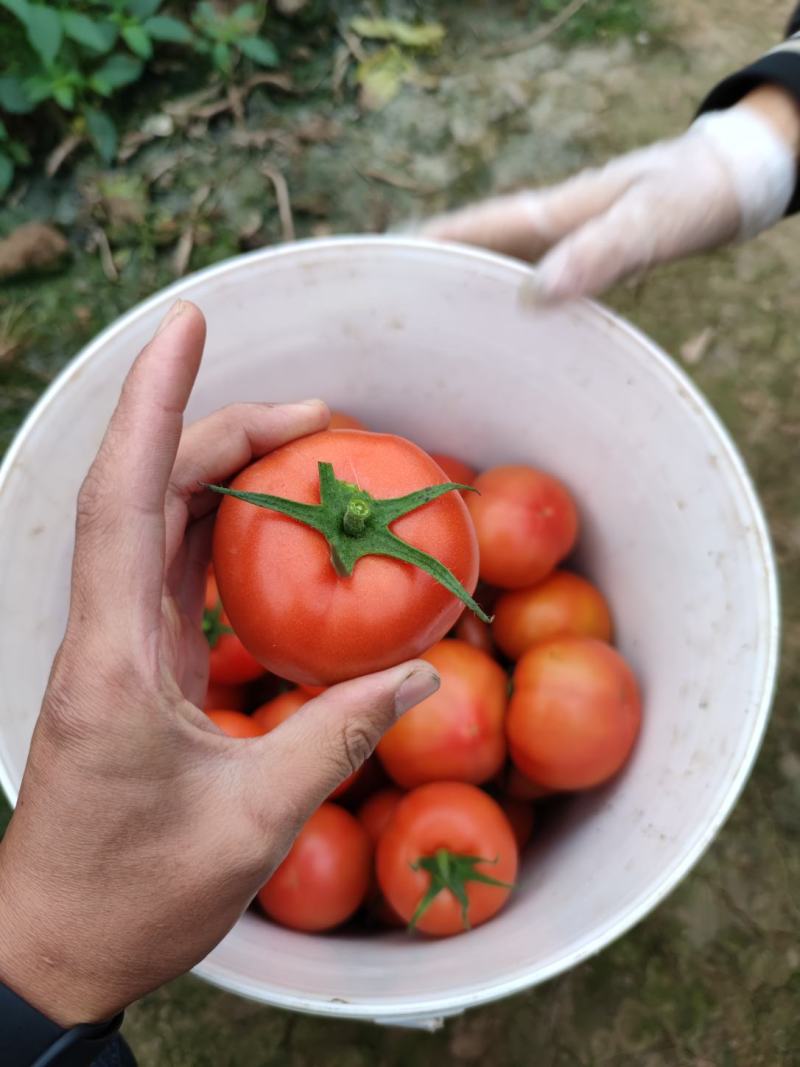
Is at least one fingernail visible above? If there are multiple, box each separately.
[395,668,440,717]
[155,300,186,337]
[518,271,550,309]
[297,398,326,408]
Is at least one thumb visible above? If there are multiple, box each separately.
[249,661,440,815]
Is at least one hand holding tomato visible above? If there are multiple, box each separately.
[0,302,441,1027]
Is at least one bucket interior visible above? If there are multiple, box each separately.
[0,239,777,1021]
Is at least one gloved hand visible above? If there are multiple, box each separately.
[422,88,799,300]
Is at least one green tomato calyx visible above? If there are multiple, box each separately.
[409,848,514,931]
[207,461,490,622]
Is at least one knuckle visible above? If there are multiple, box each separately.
[338,718,378,777]
[75,467,112,538]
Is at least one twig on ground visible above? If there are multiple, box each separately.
[483,0,592,58]
[89,226,118,282]
[47,134,85,177]
[262,164,295,242]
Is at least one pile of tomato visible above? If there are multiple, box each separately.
[203,411,642,938]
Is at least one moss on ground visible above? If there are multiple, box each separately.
[1,1,798,1063]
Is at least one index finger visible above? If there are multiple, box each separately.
[70,301,206,630]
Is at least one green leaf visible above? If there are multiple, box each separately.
[23,74,54,104]
[0,0,30,24]
[356,45,417,110]
[0,76,35,114]
[84,106,117,162]
[127,0,161,18]
[143,14,192,43]
[93,52,143,89]
[0,120,5,139]
[53,82,74,109]
[62,12,118,53]
[232,2,257,23]
[25,4,63,66]
[237,35,277,67]
[350,17,445,50]
[211,40,230,71]
[0,151,14,197]
[121,22,152,59]
[8,139,31,164]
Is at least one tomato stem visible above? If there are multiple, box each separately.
[207,461,491,622]
[408,848,513,931]
[202,599,234,649]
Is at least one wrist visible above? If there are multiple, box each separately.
[738,83,800,158]
[0,839,117,1028]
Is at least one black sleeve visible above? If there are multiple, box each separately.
[0,979,133,1067]
[697,6,800,214]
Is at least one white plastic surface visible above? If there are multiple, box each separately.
[0,238,779,1023]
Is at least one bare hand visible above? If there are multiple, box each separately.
[0,300,439,1026]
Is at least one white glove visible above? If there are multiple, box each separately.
[421,106,797,300]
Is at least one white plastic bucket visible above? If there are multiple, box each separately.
[0,238,779,1029]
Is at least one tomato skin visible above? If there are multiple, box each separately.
[257,804,372,932]
[377,640,508,789]
[508,637,641,791]
[213,430,480,686]
[328,411,366,430]
[205,572,265,685]
[467,466,578,589]
[430,453,477,487]
[493,571,612,660]
[204,680,246,711]
[205,709,262,738]
[499,797,535,850]
[357,787,405,846]
[252,689,361,799]
[377,782,517,936]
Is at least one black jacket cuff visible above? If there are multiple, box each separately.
[697,45,800,214]
[0,980,123,1066]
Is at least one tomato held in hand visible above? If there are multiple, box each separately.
[493,570,612,661]
[357,787,405,845]
[430,453,477,487]
[257,804,372,932]
[328,410,367,430]
[213,430,482,686]
[205,709,262,738]
[467,466,578,589]
[377,782,517,936]
[204,571,265,685]
[377,640,508,788]
[507,637,641,790]
[252,689,362,799]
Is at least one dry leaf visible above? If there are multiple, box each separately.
[356,46,418,110]
[0,223,69,280]
[680,327,714,366]
[351,17,445,50]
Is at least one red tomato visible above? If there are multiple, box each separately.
[493,571,612,660]
[257,804,372,932]
[377,783,517,936]
[204,571,265,685]
[467,466,578,589]
[357,787,405,846]
[508,638,641,790]
[328,411,367,430]
[214,430,480,686]
[430,453,477,487]
[204,680,246,711]
[252,689,361,799]
[453,611,495,657]
[377,640,507,788]
[205,709,262,739]
[499,797,535,850]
